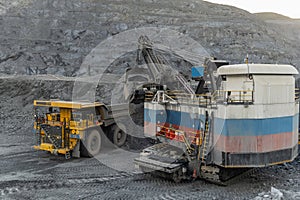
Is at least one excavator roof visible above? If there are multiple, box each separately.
[217,64,298,75]
[34,100,104,109]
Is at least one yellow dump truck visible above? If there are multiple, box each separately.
[33,100,128,158]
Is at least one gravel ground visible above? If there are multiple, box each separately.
[0,146,299,199]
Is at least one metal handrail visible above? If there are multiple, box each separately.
[213,90,254,104]
[150,89,254,106]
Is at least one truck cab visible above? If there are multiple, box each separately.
[33,100,127,158]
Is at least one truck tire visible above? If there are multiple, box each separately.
[112,125,127,147]
[80,129,101,157]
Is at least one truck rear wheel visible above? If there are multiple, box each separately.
[112,125,127,147]
[81,129,101,157]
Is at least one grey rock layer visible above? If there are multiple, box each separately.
[0,0,299,77]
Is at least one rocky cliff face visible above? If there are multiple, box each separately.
[0,0,299,77]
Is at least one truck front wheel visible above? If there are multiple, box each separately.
[81,129,101,157]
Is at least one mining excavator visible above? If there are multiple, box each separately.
[134,36,300,184]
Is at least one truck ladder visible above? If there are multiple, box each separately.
[40,124,61,149]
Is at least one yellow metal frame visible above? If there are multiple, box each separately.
[34,100,104,109]
[34,144,70,155]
